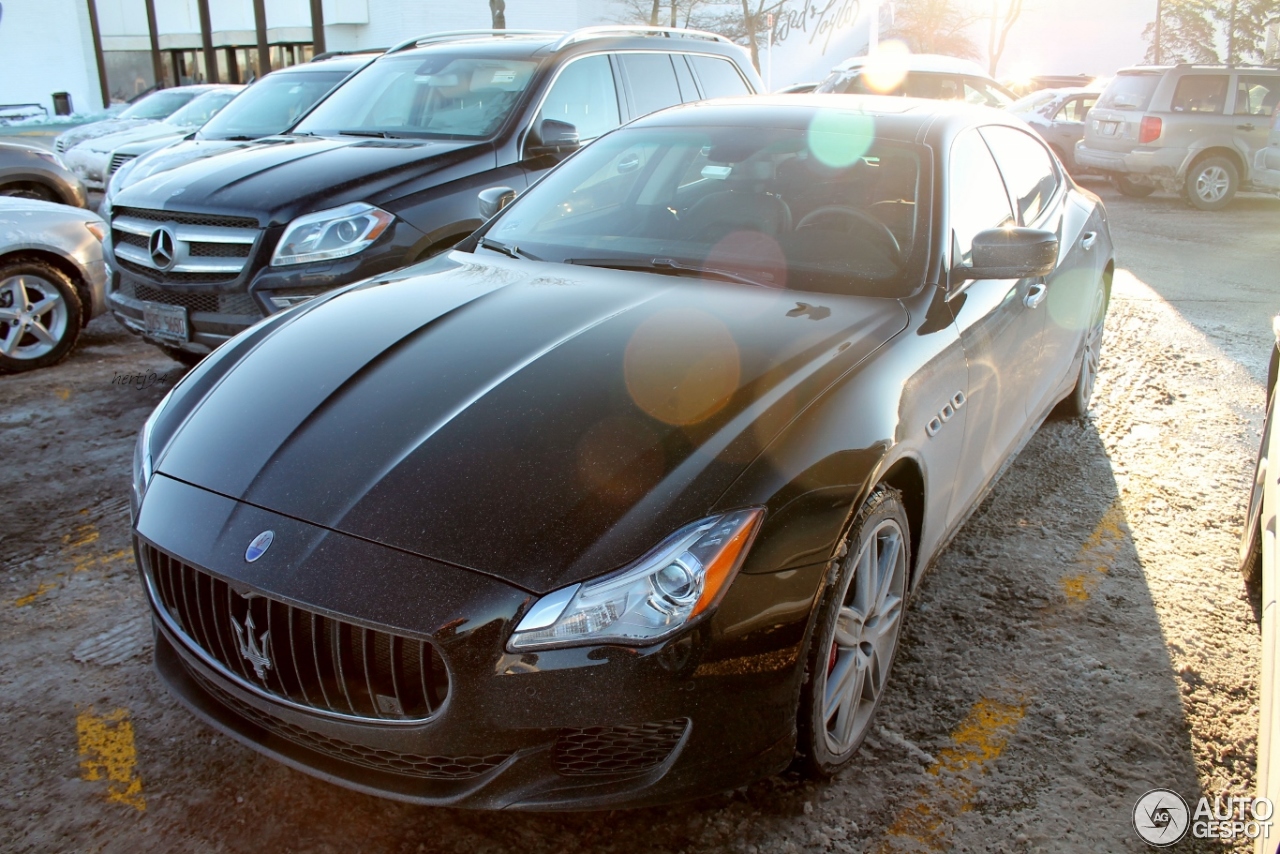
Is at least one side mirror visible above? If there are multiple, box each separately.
[963,227,1058,279]
[527,118,580,156]
[478,186,517,219]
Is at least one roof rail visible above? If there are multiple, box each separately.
[387,29,562,54]
[552,26,733,51]
[311,48,387,61]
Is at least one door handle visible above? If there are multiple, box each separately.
[1237,123,1256,131]
[1080,231,1097,250]
[1024,282,1047,309]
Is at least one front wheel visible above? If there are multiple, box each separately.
[1057,285,1107,419]
[797,487,910,778]
[0,258,84,373]
[1184,157,1237,211]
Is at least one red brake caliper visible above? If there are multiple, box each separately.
[828,642,838,674]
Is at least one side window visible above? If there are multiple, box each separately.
[619,53,684,118]
[671,55,698,102]
[538,55,621,142]
[949,130,1015,268]
[1171,74,1229,114]
[903,73,944,99]
[688,55,752,99]
[979,125,1059,225]
[1235,76,1279,117]
[963,79,1011,108]
[1055,96,1096,122]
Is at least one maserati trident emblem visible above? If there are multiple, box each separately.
[148,225,176,270]
[245,530,274,562]
[230,611,272,681]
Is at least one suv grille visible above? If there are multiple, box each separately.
[110,206,261,284]
[113,206,259,229]
[143,545,450,723]
[552,719,689,776]
[189,669,508,780]
[115,277,259,316]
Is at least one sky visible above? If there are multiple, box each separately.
[982,0,1155,78]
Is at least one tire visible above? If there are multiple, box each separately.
[797,486,911,778]
[1056,284,1108,419]
[0,182,58,202]
[1114,174,1156,198]
[159,345,205,368]
[1183,156,1238,211]
[0,258,84,373]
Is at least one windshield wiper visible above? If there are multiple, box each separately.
[478,237,541,261]
[338,129,392,138]
[565,257,772,289]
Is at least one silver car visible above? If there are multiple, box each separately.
[0,198,109,373]
[1076,65,1280,209]
[52,86,220,155]
[1008,86,1102,175]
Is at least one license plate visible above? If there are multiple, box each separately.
[143,302,189,342]
[1099,122,1119,137]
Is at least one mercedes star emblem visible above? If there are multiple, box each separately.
[148,226,176,271]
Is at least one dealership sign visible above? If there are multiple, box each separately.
[761,0,873,89]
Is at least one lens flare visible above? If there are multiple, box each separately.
[624,308,741,426]
[862,40,911,94]
[807,109,875,169]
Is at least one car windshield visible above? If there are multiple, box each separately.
[119,89,199,120]
[484,124,928,298]
[164,91,239,128]
[294,53,539,139]
[1096,72,1161,111]
[1009,90,1060,114]
[197,70,349,139]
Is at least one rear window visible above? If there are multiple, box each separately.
[1096,73,1160,111]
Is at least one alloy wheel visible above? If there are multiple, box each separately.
[0,274,69,361]
[1078,288,1106,407]
[1194,165,1230,205]
[820,518,908,755]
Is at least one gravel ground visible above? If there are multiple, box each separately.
[1,184,1277,853]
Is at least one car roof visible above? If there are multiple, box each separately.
[292,53,383,72]
[630,94,1020,144]
[1115,64,1280,75]
[386,27,746,61]
[832,53,990,78]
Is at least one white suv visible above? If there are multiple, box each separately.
[815,54,1015,108]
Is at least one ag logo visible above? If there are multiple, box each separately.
[1133,788,1190,846]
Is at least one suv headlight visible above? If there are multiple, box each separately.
[271,202,394,266]
[507,508,764,651]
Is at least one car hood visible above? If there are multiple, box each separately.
[57,119,157,150]
[152,253,908,592]
[81,123,193,153]
[111,138,249,192]
[112,135,490,225]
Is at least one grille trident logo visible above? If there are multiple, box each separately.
[230,612,272,681]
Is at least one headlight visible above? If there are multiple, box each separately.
[507,508,764,651]
[270,202,394,266]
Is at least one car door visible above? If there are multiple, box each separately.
[944,127,1047,523]
[980,124,1096,417]
[523,53,624,185]
[1048,94,1096,167]
[1234,74,1280,188]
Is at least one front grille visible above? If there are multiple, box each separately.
[188,668,508,780]
[116,277,260,315]
[552,719,689,776]
[189,241,253,258]
[144,545,450,723]
[114,206,259,229]
[117,258,239,286]
[108,152,136,176]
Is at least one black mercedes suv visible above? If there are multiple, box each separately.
[103,27,762,363]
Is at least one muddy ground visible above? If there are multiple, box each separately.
[2,183,1278,853]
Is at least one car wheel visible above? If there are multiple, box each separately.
[1114,174,1156,198]
[159,345,204,368]
[1057,285,1107,419]
[0,182,58,202]
[1184,156,1238,211]
[0,259,84,373]
[798,486,910,778]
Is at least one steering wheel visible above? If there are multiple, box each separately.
[795,205,902,265]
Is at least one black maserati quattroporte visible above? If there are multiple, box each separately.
[130,96,1114,809]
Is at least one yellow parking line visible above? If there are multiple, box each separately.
[76,707,146,811]
[14,580,57,607]
[1059,497,1128,602]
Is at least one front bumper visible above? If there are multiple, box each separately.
[134,474,808,809]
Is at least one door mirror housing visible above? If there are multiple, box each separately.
[527,119,580,156]
[960,227,1058,280]
[478,186,517,220]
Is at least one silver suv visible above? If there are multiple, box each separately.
[1076,64,1280,209]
